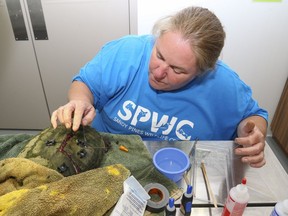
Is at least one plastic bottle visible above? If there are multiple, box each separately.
[165,198,176,216]
[271,199,288,216]
[180,185,193,216]
[221,178,249,216]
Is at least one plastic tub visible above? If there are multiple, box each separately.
[153,147,190,182]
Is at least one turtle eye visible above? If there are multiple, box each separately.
[77,149,87,158]
[45,139,56,146]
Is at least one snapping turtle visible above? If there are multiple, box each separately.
[18,125,110,176]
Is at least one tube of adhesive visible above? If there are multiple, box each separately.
[222,178,249,216]
[180,185,193,216]
[165,198,176,216]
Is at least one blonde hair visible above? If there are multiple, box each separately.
[152,7,225,73]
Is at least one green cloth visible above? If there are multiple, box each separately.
[0,134,33,160]
[100,132,180,196]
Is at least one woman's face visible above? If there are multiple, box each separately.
[149,31,198,91]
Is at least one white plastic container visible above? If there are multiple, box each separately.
[271,199,288,216]
[221,178,249,216]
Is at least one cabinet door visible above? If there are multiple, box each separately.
[271,78,288,154]
[0,0,50,129]
[34,0,132,115]
[0,0,135,130]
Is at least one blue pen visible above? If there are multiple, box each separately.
[180,185,193,215]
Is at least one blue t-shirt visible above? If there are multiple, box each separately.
[73,35,268,141]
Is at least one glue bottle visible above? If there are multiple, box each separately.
[180,185,193,216]
[165,198,176,216]
[270,199,288,216]
[221,178,249,216]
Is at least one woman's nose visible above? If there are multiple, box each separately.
[154,62,169,80]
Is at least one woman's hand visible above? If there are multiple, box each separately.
[51,100,96,132]
[234,118,267,168]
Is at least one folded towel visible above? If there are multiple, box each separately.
[0,160,130,216]
[0,157,63,196]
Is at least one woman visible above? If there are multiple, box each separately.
[51,7,268,167]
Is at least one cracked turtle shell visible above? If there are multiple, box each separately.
[17,125,108,176]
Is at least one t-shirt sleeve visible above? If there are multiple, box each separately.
[239,80,269,123]
[72,36,143,111]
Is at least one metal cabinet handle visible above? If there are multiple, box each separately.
[6,0,48,41]
[26,0,48,40]
[6,0,28,40]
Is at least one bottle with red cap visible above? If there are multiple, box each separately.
[221,178,249,216]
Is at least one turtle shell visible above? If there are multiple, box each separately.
[18,125,108,176]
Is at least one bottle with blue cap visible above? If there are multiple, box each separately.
[165,198,176,216]
[180,185,193,215]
